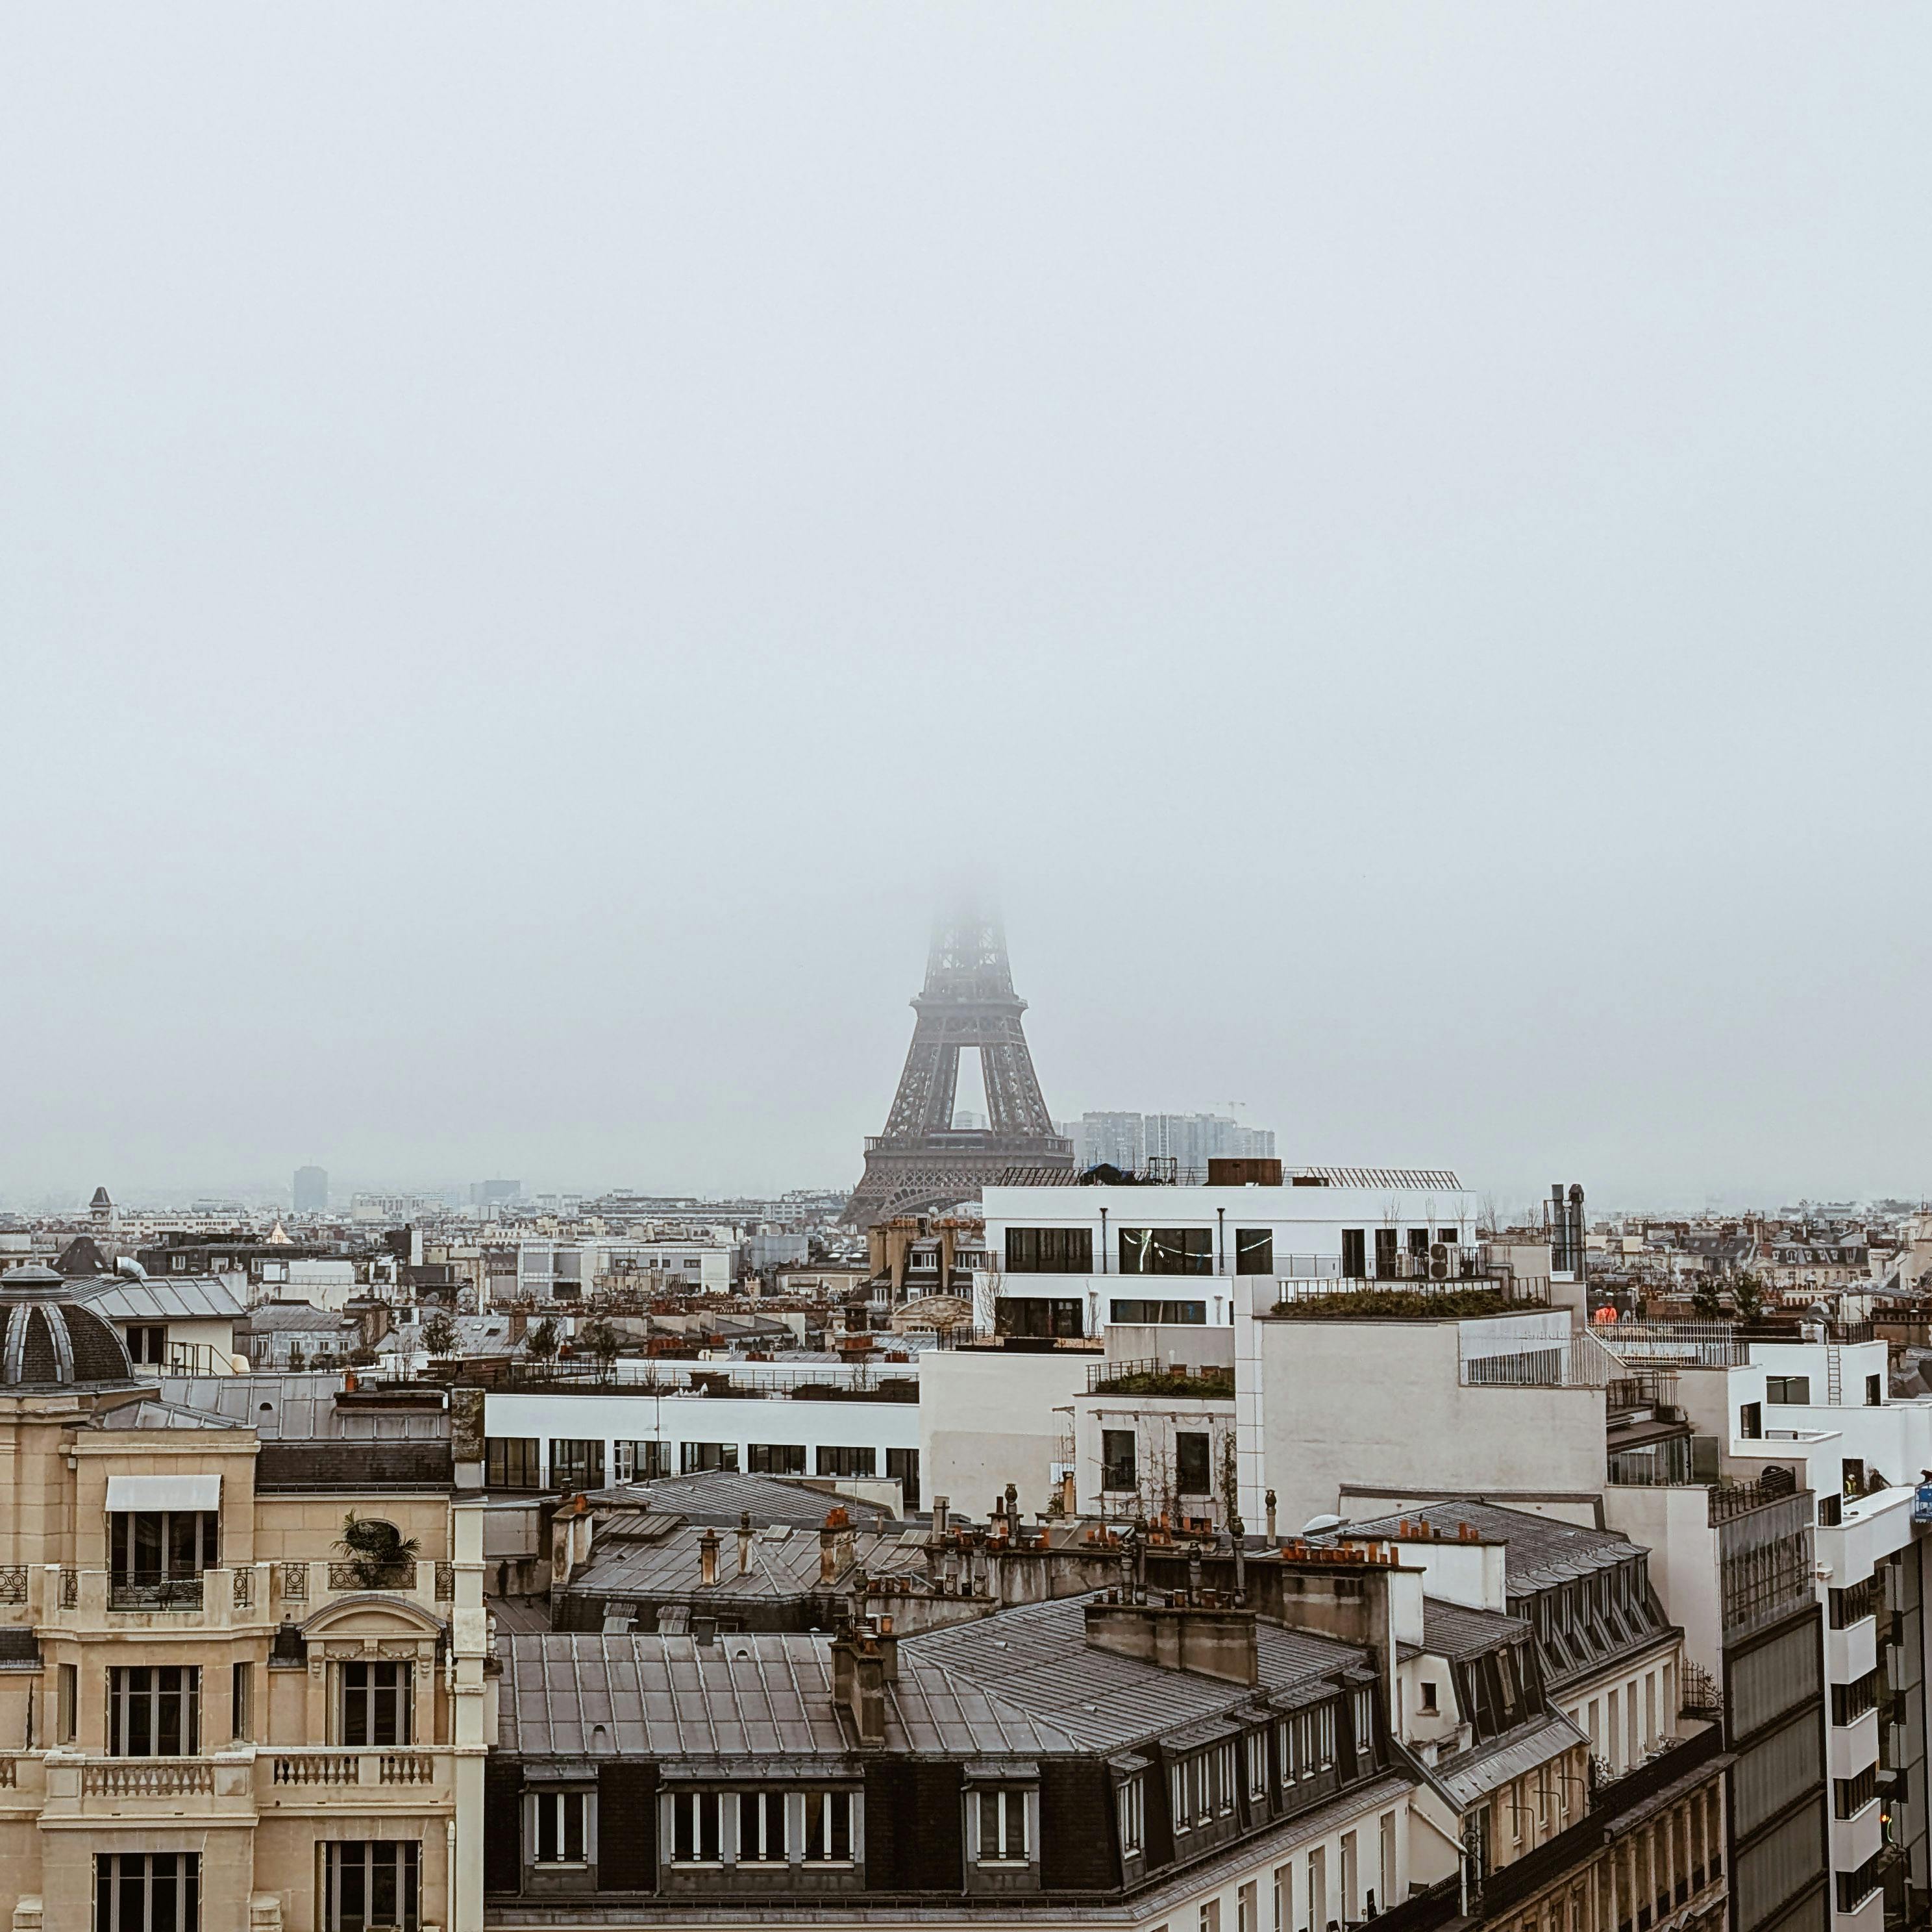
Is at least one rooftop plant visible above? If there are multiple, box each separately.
[1269,1285,1522,1321]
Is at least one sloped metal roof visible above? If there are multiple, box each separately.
[71,1276,247,1323]
[1433,1711,1588,1809]
[1420,1597,1533,1662]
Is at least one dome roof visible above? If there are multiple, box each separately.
[0,1272,136,1388]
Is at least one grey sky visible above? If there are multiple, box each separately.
[3,8,1927,1211]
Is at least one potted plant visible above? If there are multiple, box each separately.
[335,1512,421,1589]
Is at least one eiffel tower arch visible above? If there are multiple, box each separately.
[845,914,1074,1228]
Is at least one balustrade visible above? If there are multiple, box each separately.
[83,1761,216,1798]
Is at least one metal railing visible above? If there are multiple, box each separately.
[1275,1274,1551,1317]
[107,1576,205,1611]
[1708,1466,1801,1526]
[1086,1357,1236,1397]
[1461,1329,1620,1389]
[325,1561,417,1592]
[1588,1321,1747,1367]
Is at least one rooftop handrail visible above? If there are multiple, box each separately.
[1085,1357,1237,1396]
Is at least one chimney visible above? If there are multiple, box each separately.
[1265,1490,1278,1541]
[1059,1469,1076,1516]
[820,1523,839,1585]
[831,1624,888,1746]
[1083,1598,1258,1687]
[699,1528,720,1587]
[737,1511,754,1577]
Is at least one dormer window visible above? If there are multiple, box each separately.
[972,1787,1030,1864]
[1117,1775,1145,1856]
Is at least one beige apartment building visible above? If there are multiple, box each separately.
[0,1269,488,1932]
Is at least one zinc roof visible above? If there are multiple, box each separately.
[1339,1498,1645,1591]
[71,1276,248,1323]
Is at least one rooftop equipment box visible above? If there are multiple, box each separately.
[1206,1158,1283,1187]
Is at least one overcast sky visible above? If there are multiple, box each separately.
[3,8,1928,1213]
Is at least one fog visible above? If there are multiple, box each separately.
[3,8,1928,1210]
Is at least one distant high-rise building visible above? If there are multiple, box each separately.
[469,1177,523,1208]
[1058,1111,1274,1173]
[292,1166,328,1213]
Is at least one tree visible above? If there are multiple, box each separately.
[525,1317,560,1365]
[1731,1272,1768,1322]
[1690,1277,1727,1320]
[579,1319,623,1378]
[420,1310,459,1357]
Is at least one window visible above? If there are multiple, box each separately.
[1407,1228,1430,1257]
[58,1662,77,1742]
[534,1789,591,1864]
[1102,1430,1137,1492]
[322,1842,419,1932]
[125,1324,168,1365]
[1176,1432,1211,1496]
[680,1442,739,1474]
[1833,1671,1879,1725]
[612,1440,668,1483]
[1342,1829,1359,1919]
[1273,1863,1291,1932]
[1374,1228,1399,1278]
[1842,1457,1865,1496]
[231,1662,252,1742]
[737,1790,786,1862]
[996,1294,1085,1338]
[1866,1374,1883,1407]
[1418,1679,1438,1714]
[886,1446,921,1507]
[1835,1766,1878,1820]
[1831,1577,1879,1629]
[1004,1228,1093,1273]
[748,1443,806,1476]
[1119,1228,1213,1276]
[1235,1230,1274,1276]
[1108,1299,1206,1325]
[1117,1775,1145,1855]
[548,1439,606,1491]
[1239,1881,1257,1932]
[109,1667,199,1756]
[976,1786,1029,1863]
[95,1853,199,1932]
[109,1510,218,1605]
[1352,1685,1376,1760]
[802,1789,855,1862]
[1246,1729,1268,1800]
[1278,1703,1336,1784]
[1341,1230,1367,1278]
[671,1790,722,1863]
[1201,1903,1222,1932]
[486,1438,541,1489]
[1739,1401,1763,1440]
[339,1663,412,1746]
[1765,1376,1810,1405]
[816,1446,876,1478]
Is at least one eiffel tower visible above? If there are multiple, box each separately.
[845,913,1073,1228]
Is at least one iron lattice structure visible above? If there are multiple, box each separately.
[845,915,1073,1228]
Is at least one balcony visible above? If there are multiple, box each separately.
[36,1557,460,1631]
[107,1576,205,1612]
[1087,1358,1235,1398]
[257,1747,452,1811]
[1270,1275,1550,1321]
[40,1751,252,1821]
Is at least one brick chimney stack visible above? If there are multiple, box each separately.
[737,1511,754,1577]
[699,1528,720,1587]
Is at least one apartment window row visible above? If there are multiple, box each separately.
[1100,1428,1215,1496]
[97,1844,417,1932]
[1171,1741,1238,1833]
[1004,1227,1093,1274]
[667,1788,858,1866]
[493,1435,899,1487]
[1121,1229,1215,1278]
[108,1661,411,1756]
